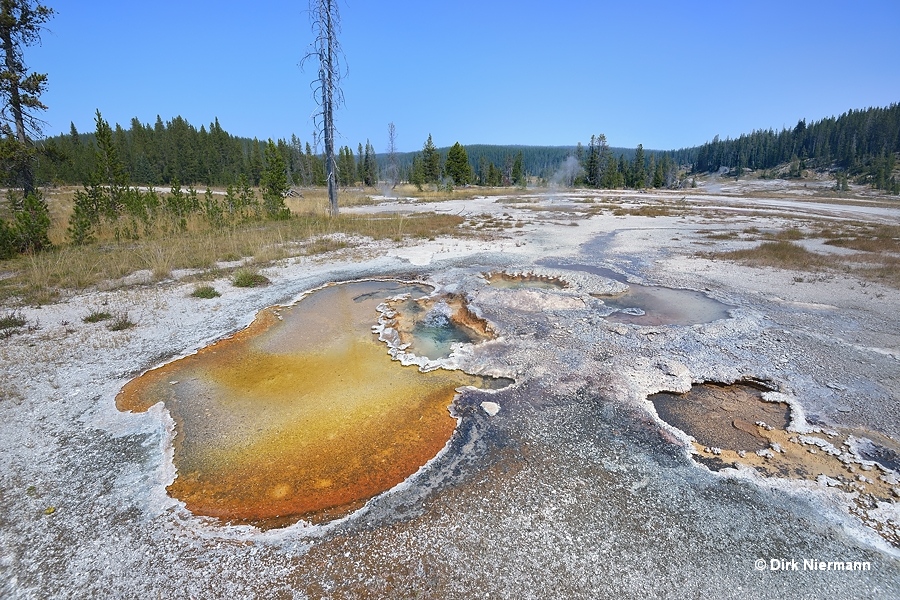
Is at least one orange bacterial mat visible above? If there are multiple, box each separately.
[118,280,495,527]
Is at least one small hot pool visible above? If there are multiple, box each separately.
[541,261,732,326]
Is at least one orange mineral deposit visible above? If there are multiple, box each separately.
[117,280,496,528]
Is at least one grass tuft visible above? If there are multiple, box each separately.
[773,227,805,241]
[0,311,27,331]
[107,312,136,331]
[83,310,113,323]
[704,231,740,240]
[232,268,270,288]
[191,285,221,299]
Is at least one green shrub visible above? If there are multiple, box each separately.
[83,310,113,323]
[232,268,270,288]
[0,311,27,330]
[191,285,221,299]
[0,219,16,260]
[107,312,136,331]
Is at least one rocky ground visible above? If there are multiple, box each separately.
[2,180,899,598]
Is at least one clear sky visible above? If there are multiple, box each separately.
[30,0,900,152]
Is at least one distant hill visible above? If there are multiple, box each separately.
[35,103,898,193]
[671,103,899,193]
[383,144,646,180]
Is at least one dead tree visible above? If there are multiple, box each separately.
[302,0,345,216]
[386,122,399,189]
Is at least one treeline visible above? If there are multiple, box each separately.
[66,112,290,246]
[336,141,378,187]
[35,115,336,189]
[392,133,674,190]
[673,103,900,193]
[40,115,252,186]
[404,136,496,188]
[462,145,588,180]
[573,136,678,189]
[36,113,671,193]
[395,135,529,189]
[35,104,898,197]
[383,143,642,184]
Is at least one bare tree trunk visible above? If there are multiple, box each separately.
[322,0,337,215]
[305,0,344,216]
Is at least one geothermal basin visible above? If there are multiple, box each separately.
[117,279,503,527]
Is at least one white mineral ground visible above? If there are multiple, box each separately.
[2,177,900,598]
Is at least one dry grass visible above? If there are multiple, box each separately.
[711,232,900,288]
[0,310,29,339]
[294,183,461,204]
[703,231,740,240]
[0,187,470,306]
[612,204,679,218]
[854,255,900,287]
[466,213,523,232]
[392,184,524,202]
[771,227,806,241]
[823,224,900,254]
[107,312,136,331]
[284,188,376,215]
[715,241,827,270]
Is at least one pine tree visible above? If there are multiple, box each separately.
[476,156,488,185]
[68,186,101,245]
[618,154,630,187]
[0,213,15,258]
[68,111,132,244]
[92,110,129,219]
[422,134,441,184]
[261,138,290,219]
[584,136,601,187]
[0,0,53,195]
[511,151,525,187]
[445,142,471,185]
[363,139,377,186]
[248,138,263,185]
[599,141,617,189]
[632,144,646,188]
[13,188,49,251]
[0,0,53,255]
[409,154,425,190]
[337,145,354,186]
[487,162,501,186]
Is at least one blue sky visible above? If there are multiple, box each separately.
[31,0,900,152]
